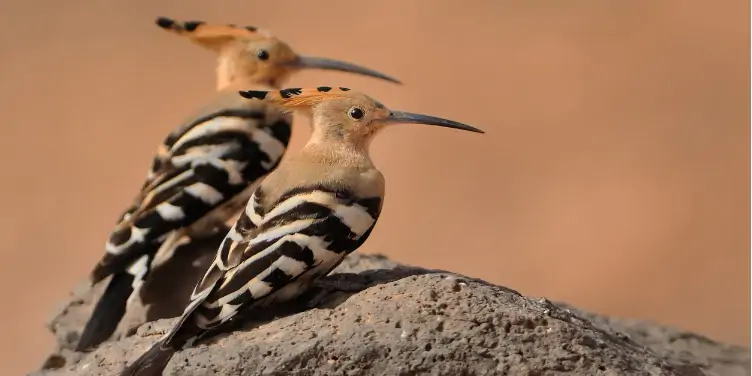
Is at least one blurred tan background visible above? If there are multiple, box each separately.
[0,1,749,374]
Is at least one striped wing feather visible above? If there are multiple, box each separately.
[78,103,292,352]
[163,185,382,348]
[91,108,291,283]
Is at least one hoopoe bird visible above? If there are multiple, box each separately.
[119,87,484,375]
[75,17,401,351]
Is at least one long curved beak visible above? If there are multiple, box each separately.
[385,110,485,134]
[289,56,402,84]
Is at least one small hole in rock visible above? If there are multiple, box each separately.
[503,322,512,333]
[41,355,66,370]
[424,343,432,351]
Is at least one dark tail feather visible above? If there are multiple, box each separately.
[76,272,136,351]
[120,340,176,376]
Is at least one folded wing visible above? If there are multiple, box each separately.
[77,107,291,351]
[162,184,382,348]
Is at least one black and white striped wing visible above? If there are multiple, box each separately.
[163,186,382,347]
[90,108,292,283]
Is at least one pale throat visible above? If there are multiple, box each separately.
[303,129,374,168]
[215,56,282,91]
[311,122,371,148]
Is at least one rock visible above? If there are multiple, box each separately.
[558,303,750,376]
[33,245,749,376]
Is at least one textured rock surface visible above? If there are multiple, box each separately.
[34,243,749,376]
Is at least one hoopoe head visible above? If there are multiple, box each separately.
[238,87,483,149]
[155,17,401,90]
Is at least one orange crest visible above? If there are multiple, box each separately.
[238,87,354,107]
[155,16,270,50]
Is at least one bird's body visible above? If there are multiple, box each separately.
[120,87,483,376]
[76,17,400,351]
[167,144,384,348]
[79,87,293,351]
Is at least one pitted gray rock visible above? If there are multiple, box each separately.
[33,251,749,376]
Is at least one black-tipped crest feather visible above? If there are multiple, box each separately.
[183,21,204,32]
[155,17,174,30]
[238,90,268,100]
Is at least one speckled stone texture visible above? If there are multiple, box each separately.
[33,240,749,376]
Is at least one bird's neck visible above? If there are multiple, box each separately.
[216,76,278,92]
[301,139,374,170]
[215,56,281,91]
[257,143,383,211]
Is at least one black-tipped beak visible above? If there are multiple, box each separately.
[289,56,402,84]
[385,111,484,134]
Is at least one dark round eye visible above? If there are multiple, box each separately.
[256,49,270,61]
[348,107,364,120]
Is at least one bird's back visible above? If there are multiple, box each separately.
[91,89,294,283]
